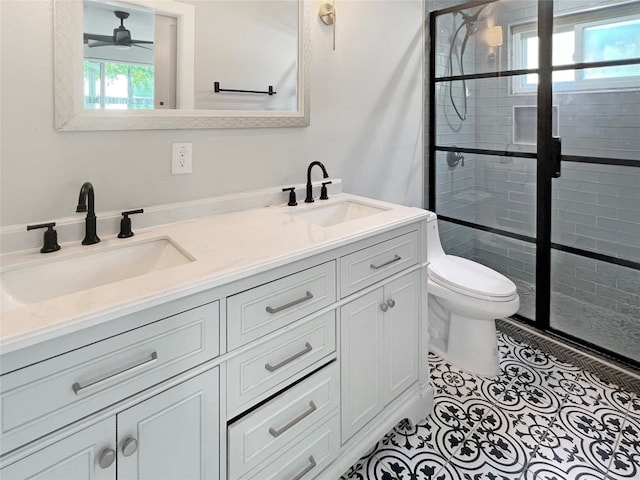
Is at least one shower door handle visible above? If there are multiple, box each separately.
[551,136,562,178]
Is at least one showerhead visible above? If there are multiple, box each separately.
[459,4,488,35]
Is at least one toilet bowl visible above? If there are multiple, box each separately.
[426,213,520,377]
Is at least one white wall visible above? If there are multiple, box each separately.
[0,0,424,227]
[192,0,298,111]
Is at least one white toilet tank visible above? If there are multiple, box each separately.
[426,213,446,261]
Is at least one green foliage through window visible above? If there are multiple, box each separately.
[84,60,154,109]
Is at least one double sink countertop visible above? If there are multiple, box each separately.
[0,192,429,354]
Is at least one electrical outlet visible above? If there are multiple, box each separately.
[171,143,193,174]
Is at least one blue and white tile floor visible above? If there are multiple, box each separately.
[341,332,640,480]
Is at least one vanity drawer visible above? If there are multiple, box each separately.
[240,413,339,480]
[0,301,219,455]
[229,362,339,480]
[340,231,419,297]
[226,311,336,418]
[227,261,336,350]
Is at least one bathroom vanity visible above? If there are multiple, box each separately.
[0,189,433,479]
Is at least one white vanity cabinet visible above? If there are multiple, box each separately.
[0,367,220,480]
[340,270,420,442]
[1,198,432,480]
[0,418,114,480]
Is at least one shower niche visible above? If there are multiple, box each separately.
[512,105,559,145]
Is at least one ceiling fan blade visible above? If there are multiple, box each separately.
[87,39,115,48]
[84,33,114,44]
[132,44,153,51]
[130,39,154,45]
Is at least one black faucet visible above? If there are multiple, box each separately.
[305,161,329,203]
[76,182,100,245]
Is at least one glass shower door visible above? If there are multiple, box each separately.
[429,0,640,366]
[429,0,539,321]
[548,1,640,363]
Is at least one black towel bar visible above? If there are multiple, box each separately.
[214,82,276,96]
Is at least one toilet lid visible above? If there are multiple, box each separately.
[428,256,517,299]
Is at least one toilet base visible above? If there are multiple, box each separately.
[429,307,500,377]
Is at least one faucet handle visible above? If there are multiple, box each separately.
[282,187,298,206]
[320,181,332,200]
[118,209,144,238]
[27,222,61,253]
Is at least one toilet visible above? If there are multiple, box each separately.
[426,213,520,377]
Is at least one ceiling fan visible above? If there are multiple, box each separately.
[83,10,153,50]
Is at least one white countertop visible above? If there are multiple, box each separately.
[0,193,429,353]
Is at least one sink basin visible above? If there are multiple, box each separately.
[289,200,389,227]
[1,237,194,310]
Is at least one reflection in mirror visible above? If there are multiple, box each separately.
[54,0,309,130]
[189,1,298,112]
[83,1,167,109]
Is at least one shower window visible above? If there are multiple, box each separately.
[512,3,640,93]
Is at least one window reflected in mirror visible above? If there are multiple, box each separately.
[83,0,177,110]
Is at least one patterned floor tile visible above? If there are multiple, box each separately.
[544,404,628,474]
[342,332,638,480]
[444,423,528,478]
[428,396,497,460]
[523,460,606,479]
[627,395,640,422]
[494,362,568,416]
[605,412,640,480]
[569,370,637,413]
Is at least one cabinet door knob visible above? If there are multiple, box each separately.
[121,437,138,457]
[388,299,396,308]
[380,302,389,312]
[98,448,116,469]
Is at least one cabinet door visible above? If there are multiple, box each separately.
[383,270,420,402]
[340,288,385,442]
[0,418,115,480]
[116,367,219,480]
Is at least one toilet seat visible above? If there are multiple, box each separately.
[428,255,517,301]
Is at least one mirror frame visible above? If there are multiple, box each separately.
[54,0,310,131]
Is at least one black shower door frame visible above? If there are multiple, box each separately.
[428,0,640,367]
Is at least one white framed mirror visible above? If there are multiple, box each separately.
[54,0,310,131]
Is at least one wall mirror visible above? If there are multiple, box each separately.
[54,0,310,131]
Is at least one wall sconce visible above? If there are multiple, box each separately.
[319,2,336,50]
[485,25,503,62]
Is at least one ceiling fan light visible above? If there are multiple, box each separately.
[114,28,131,44]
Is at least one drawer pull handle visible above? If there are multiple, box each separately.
[269,401,318,438]
[72,351,158,395]
[370,254,401,270]
[265,342,313,372]
[266,291,314,314]
[291,455,317,480]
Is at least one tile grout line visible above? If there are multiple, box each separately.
[602,391,638,479]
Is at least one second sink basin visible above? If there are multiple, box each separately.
[289,200,389,227]
[1,237,194,310]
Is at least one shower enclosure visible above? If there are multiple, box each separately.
[427,0,640,366]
